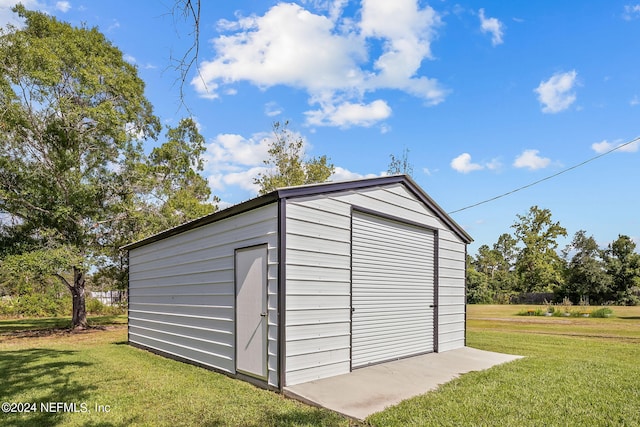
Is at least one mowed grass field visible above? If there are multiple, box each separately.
[369,305,640,426]
[0,306,638,426]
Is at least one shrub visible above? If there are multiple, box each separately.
[590,307,614,318]
[86,297,106,315]
[85,297,127,315]
[0,294,72,317]
[517,308,545,316]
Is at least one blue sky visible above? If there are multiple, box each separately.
[2,0,639,254]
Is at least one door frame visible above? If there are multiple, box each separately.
[234,244,269,381]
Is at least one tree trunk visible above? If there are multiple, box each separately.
[71,267,89,329]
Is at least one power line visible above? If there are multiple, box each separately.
[448,136,640,215]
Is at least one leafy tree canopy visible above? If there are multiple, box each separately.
[0,6,160,327]
[511,206,567,293]
[562,230,610,304]
[254,121,335,195]
[603,235,640,304]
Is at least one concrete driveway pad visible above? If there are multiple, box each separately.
[284,347,523,421]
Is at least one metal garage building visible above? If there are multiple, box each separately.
[124,175,472,390]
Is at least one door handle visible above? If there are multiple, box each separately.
[260,312,267,317]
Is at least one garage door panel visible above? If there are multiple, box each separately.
[351,211,436,368]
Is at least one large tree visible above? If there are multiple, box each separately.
[470,233,518,303]
[254,121,335,195]
[0,7,160,328]
[602,235,640,305]
[466,254,492,304]
[512,206,567,293]
[561,230,610,304]
[146,118,217,229]
[96,118,217,291]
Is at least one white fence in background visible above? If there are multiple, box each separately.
[89,290,125,306]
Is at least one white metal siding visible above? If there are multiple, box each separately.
[284,201,352,386]
[351,211,435,367]
[438,238,467,351]
[128,203,280,387]
[284,183,467,386]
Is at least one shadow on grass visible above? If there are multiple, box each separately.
[0,347,96,427]
[261,407,349,427]
[0,315,127,334]
[0,317,72,332]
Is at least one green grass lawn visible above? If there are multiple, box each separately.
[368,305,640,426]
[0,314,127,332]
[0,318,347,427]
[1,307,639,426]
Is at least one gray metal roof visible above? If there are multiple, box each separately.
[122,175,472,250]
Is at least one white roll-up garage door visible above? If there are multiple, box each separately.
[351,210,436,368]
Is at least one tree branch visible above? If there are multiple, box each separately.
[53,273,73,291]
[169,0,203,110]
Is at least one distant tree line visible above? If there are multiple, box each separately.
[467,206,640,305]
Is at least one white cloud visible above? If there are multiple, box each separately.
[204,129,313,194]
[0,0,41,28]
[359,0,444,101]
[106,19,120,32]
[124,122,146,141]
[193,0,446,127]
[55,1,70,12]
[194,3,366,96]
[591,139,639,154]
[623,4,640,20]
[422,167,440,176]
[203,128,386,196]
[630,95,639,106]
[478,8,504,46]
[486,158,502,171]
[300,0,349,23]
[205,133,271,169]
[450,153,484,173]
[450,153,501,173]
[513,149,551,170]
[534,70,578,113]
[220,167,268,193]
[305,99,391,128]
[330,166,381,181]
[203,134,269,196]
[264,101,283,117]
[123,54,136,64]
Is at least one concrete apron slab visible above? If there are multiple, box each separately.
[284,347,523,421]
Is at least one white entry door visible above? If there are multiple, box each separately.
[235,245,268,379]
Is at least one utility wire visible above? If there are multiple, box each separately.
[448,136,640,215]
